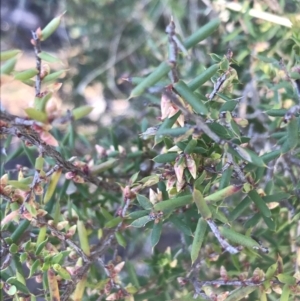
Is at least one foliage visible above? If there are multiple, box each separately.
[1,1,300,301]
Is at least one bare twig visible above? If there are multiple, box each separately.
[166,17,179,83]
[206,219,239,254]
[31,30,42,96]
[0,110,120,192]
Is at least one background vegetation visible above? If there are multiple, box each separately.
[1,0,300,300]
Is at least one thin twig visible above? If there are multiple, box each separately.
[206,219,239,254]
[31,30,42,96]
[0,110,120,192]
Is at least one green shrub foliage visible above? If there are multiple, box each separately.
[1,2,300,301]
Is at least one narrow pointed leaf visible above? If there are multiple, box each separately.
[6,277,29,294]
[72,105,93,120]
[151,221,163,248]
[233,145,265,167]
[277,274,296,285]
[193,189,212,219]
[130,215,151,228]
[169,215,192,236]
[154,195,193,212]
[24,108,48,123]
[44,169,62,204]
[47,269,60,301]
[191,217,207,263]
[14,68,38,80]
[137,194,153,210]
[38,51,61,63]
[183,18,221,49]
[174,80,208,115]
[287,117,299,150]
[280,284,290,301]
[248,190,271,218]
[130,62,171,98]
[41,13,65,41]
[1,58,17,74]
[153,152,177,163]
[219,227,260,249]
[188,64,219,91]
[224,286,257,301]
[229,196,251,221]
[204,184,242,202]
[77,220,90,256]
[42,70,66,84]
[0,49,21,61]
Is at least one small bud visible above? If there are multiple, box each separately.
[95,144,107,158]
[34,184,44,195]
[57,221,69,231]
[72,175,85,183]
[40,63,50,80]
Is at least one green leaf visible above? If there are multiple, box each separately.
[158,127,190,136]
[262,215,276,231]
[277,273,296,285]
[169,215,192,236]
[155,111,182,143]
[35,238,48,255]
[153,152,178,163]
[72,105,94,120]
[7,277,30,294]
[265,262,278,280]
[287,117,299,150]
[219,227,260,249]
[174,80,208,115]
[115,232,127,248]
[77,220,90,256]
[204,184,242,202]
[220,100,238,112]
[130,62,171,98]
[127,210,150,220]
[14,68,38,80]
[266,109,287,116]
[42,70,66,84]
[244,213,261,229]
[29,259,41,278]
[188,64,219,91]
[1,58,17,74]
[41,12,65,41]
[105,216,122,228]
[229,196,252,221]
[38,51,61,63]
[261,150,281,164]
[224,286,257,301]
[280,284,290,301]
[153,195,193,212]
[209,205,228,223]
[24,108,48,123]
[233,145,266,167]
[219,167,232,190]
[126,262,140,289]
[7,180,30,191]
[151,221,163,248]
[191,217,207,263]
[248,190,271,218]
[193,189,211,219]
[130,215,151,228]
[183,18,221,49]
[184,138,197,154]
[137,194,153,210]
[0,49,21,61]
[262,192,290,203]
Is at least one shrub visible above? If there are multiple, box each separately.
[0,4,300,301]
